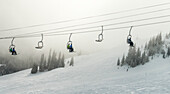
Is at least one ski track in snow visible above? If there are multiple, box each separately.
[0,49,170,94]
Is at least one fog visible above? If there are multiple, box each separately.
[0,0,170,60]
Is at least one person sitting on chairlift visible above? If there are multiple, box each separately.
[12,48,17,55]
[67,43,74,52]
[9,48,13,53]
[127,37,134,47]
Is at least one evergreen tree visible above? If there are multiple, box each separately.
[70,57,74,66]
[57,52,61,68]
[31,64,38,74]
[121,55,125,66]
[47,49,52,70]
[148,47,155,56]
[144,42,148,50]
[161,49,166,59]
[48,50,54,71]
[39,54,45,72]
[59,54,65,67]
[141,51,146,65]
[44,60,48,70]
[136,48,141,65]
[158,33,163,45]
[51,51,57,69]
[146,54,149,62]
[126,47,136,67]
[141,51,149,65]
[48,51,57,70]
[117,58,120,66]
[131,59,137,67]
[167,47,170,57]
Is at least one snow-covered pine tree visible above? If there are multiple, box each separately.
[147,37,158,56]
[141,51,149,65]
[59,54,65,68]
[165,33,170,39]
[43,59,48,71]
[48,51,57,70]
[39,54,45,72]
[136,48,141,65]
[167,47,170,57]
[126,48,133,66]
[144,42,148,51]
[47,49,52,70]
[120,55,125,66]
[141,51,146,65]
[48,50,56,71]
[70,57,74,66]
[57,52,61,68]
[131,59,136,67]
[31,63,38,74]
[126,47,136,67]
[117,58,120,66]
[52,51,57,69]
[157,33,163,45]
[161,49,166,59]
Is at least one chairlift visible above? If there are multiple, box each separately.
[96,26,104,42]
[67,33,74,52]
[9,37,17,55]
[127,26,134,47]
[35,34,44,49]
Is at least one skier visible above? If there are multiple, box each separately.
[127,35,134,47]
[12,48,17,55]
[127,37,134,47]
[67,43,74,52]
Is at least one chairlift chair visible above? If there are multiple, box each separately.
[9,38,17,55]
[127,26,134,47]
[35,41,43,49]
[35,34,44,49]
[96,26,104,42]
[96,34,103,42]
[67,33,74,52]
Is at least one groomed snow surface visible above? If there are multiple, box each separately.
[0,50,170,94]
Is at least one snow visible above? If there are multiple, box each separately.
[0,64,6,67]
[0,48,170,94]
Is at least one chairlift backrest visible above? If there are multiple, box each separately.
[35,34,43,49]
[96,34,103,42]
[96,26,104,42]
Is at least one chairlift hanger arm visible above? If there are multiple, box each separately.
[69,33,72,41]
[95,26,104,42]
[11,37,15,45]
[101,26,104,34]
[41,34,43,41]
[129,26,133,35]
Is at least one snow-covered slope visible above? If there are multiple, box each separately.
[0,48,170,94]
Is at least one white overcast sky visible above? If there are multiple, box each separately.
[0,0,170,58]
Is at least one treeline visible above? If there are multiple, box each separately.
[31,50,74,74]
[0,56,34,76]
[145,33,164,57]
[117,33,170,68]
[117,47,149,67]
[0,49,74,76]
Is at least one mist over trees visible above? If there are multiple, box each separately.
[119,47,149,68]
[0,56,34,76]
[3,32,170,75]
[117,33,167,68]
[0,48,73,75]
[31,50,66,74]
[145,33,163,56]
